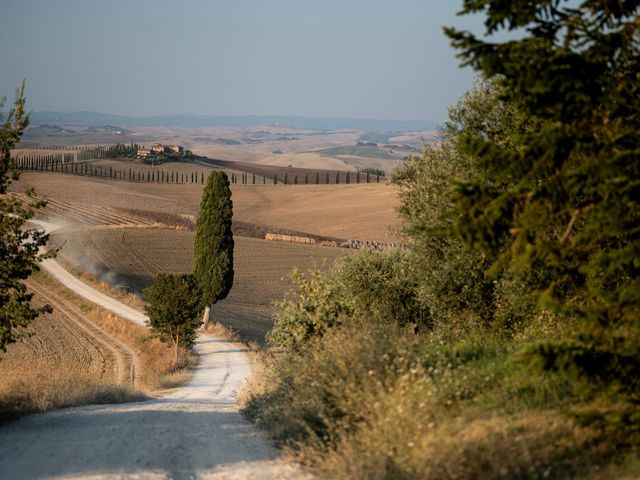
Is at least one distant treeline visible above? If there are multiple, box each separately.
[13,144,385,186]
[13,158,383,187]
[230,170,381,185]
[13,156,206,184]
[13,143,140,161]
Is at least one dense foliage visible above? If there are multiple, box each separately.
[143,273,202,367]
[269,249,428,350]
[446,0,640,431]
[247,1,640,477]
[193,171,234,316]
[0,82,50,351]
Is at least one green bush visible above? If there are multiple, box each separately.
[331,249,430,331]
[269,249,429,350]
[268,269,352,350]
[246,318,606,479]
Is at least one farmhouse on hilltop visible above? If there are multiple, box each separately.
[137,143,184,158]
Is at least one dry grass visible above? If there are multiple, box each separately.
[0,372,141,424]
[312,410,614,480]
[0,279,146,423]
[87,309,197,393]
[32,270,197,393]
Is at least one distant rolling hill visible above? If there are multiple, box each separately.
[30,111,437,132]
[311,144,399,160]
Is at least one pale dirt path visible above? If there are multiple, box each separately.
[0,225,307,479]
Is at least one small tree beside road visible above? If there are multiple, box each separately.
[193,171,234,326]
[144,273,203,368]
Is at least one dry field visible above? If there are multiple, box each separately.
[11,172,401,241]
[231,184,402,242]
[0,278,143,422]
[51,228,345,343]
[17,124,432,173]
[85,159,215,180]
[8,171,401,341]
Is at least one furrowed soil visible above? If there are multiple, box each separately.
[9,172,400,342]
[0,279,142,422]
[52,228,344,343]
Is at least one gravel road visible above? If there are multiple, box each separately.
[0,247,307,478]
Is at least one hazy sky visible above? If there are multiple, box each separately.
[0,1,485,122]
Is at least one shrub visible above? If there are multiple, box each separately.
[268,269,352,350]
[331,249,430,331]
[269,249,429,350]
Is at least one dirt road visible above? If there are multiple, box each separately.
[0,256,306,479]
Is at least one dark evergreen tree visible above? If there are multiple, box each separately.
[0,81,51,351]
[447,0,640,432]
[193,171,234,326]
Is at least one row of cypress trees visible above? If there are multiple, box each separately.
[231,170,382,185]
[15,154,384,186]
[15,158,207,184]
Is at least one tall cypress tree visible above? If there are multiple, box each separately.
[193,171,234,326]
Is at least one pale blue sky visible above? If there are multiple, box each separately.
[0,1,484,122]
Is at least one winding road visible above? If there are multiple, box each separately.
[0,243,306,478]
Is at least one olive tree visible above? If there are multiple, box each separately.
[144,273,203,367]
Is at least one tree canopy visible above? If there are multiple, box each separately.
[193,171,234,310]
[0,81,51,351]
[144,273,203,366]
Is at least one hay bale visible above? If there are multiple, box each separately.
[265,233,316,245]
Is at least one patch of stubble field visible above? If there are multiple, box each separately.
[52,228,346,343]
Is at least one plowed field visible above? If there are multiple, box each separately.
[52,228,345,343]
[0,288,116,382]
[0,279,141,421]
[9,171,399,342]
